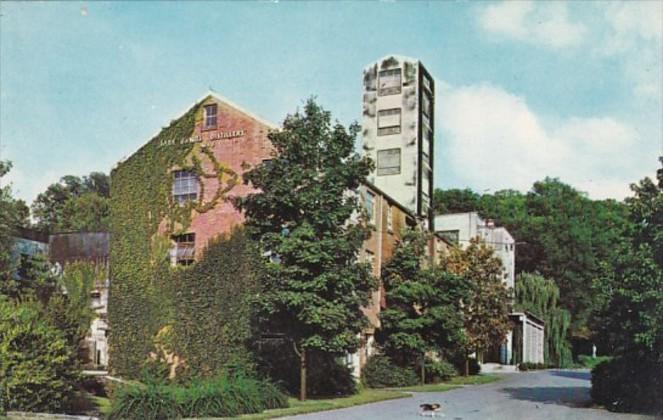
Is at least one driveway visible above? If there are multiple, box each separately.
[289,370,656,420]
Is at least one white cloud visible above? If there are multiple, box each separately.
[477,1,586,49]
[595,2,663,101]
[437,82,649,200]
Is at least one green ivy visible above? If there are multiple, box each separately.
[109,97,257,379]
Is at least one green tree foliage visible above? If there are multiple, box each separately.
[432,188,481,214]
[440,238,511,371]
[433,179,629,342]
[239,99,374,400]
[0,161,29,280]
[31,172,110,233]
[0,298,78,413]
[377,229,468,381]
[44,262,98,352]
[589,163,663,414]
[515,272,572,367]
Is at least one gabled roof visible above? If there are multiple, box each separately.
[115,91,278,168]
[206,90,278,130]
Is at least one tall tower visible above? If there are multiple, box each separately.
[362,55,435,228]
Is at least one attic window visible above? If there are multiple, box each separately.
[204,104,218,129]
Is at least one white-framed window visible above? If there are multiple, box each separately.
[378,68,401,96]
[204,104,218,129]
[172,233,195,266]
[377,108,401,136]
[364,190,375,223]
[386,205,393,232]
[172,170,198,204]
[377,148,401,176]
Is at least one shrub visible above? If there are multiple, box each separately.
[256,344,357,397]
[591,356,663,414]
[361,355,418,388]
[577,354,611,370]
[518,362,546,371]
[108,375,288,419]
[0,298,78,413]
[424,359,457,383]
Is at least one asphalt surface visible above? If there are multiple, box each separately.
[289,370,658,420]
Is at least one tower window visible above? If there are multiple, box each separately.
[377,148,401,175]
[172,233,195,266]
[204,104,218,129]
[377,108,401,136]
[378,68,401,96]
[386,205,393,232]
[172,170,198,204]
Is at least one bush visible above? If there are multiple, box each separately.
[577,354,611,370]
[256,344,356,397]
[0,298,78,413]
[108,375,288,419]
[424,359,457,383]
[518,362,546,371]
[591,356,663,414]
[361,355,418,388]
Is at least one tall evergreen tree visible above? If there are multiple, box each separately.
[239,99,375,400]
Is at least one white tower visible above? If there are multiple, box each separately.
[362,55,435,229]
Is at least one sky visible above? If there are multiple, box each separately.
[1,1,661,205]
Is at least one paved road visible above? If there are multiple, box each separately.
[290,370,657,420]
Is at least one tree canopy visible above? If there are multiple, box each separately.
[377,229,469,375]
[433,178,629,343]
[239,99,375,400]
[31,172,110,233]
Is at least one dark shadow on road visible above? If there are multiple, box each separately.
[548,370,591,381]
[501,386,593,408]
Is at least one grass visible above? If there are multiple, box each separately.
[239,388,410,419]
[90,394,112,416]
[395,374,503,392]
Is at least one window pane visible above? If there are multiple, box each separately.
[377,108,401,136]
[204,104,218,128]
[172,170,198,203]
[377,148,401,175]
[378,68,401,96]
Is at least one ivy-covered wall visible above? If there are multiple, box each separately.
[109,95,273,378]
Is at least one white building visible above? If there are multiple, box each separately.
[434,212,515,289]
[434,212,544,366]
[362,55,435,229]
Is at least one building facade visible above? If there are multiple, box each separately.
[362,56,435,228]
[434,211,544,367]
[49,232,110,368]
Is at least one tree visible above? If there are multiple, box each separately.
[515,272,572,367]
[0,297,78,413]
[432,188,481,215]
[377,229,468,383]
[239,99,375,400]
[434,180,629,347]
[0,161,29,280]
[440,238,511,374]
[588,161,663,414]
[31,172,110,233]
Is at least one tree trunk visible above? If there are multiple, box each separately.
[299,347,307,401]
[464,351,469,376]
[421,355,425,385]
